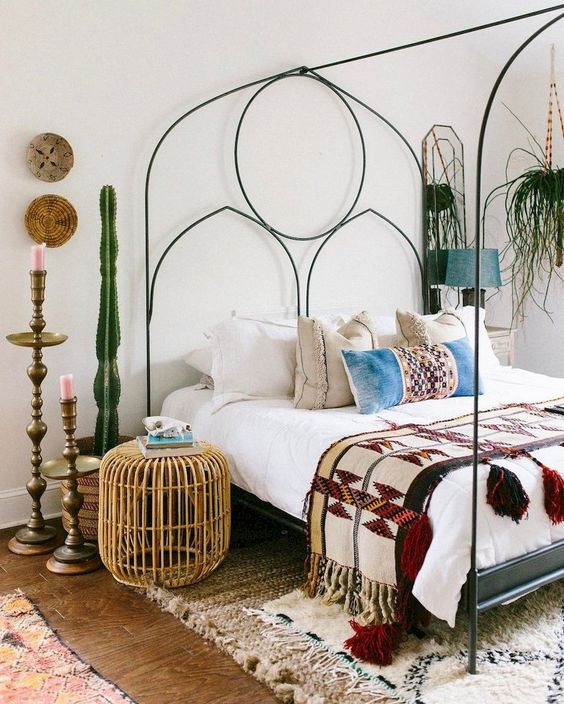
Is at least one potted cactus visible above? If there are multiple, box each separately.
[62,185,129,538]
[93,185,121,456]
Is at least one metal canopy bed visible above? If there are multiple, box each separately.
[144,6,564,674]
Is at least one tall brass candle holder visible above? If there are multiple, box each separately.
[6,270,67,555]
[41,396,101,575]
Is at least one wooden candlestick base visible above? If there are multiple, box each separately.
[47,545,101,575]
[8,532,59,556]
[41,398,102,576]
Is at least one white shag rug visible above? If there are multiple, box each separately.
[143,532,563,704]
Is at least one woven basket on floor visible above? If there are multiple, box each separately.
[61,436,132,540]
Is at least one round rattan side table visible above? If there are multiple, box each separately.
[98,440,230,588]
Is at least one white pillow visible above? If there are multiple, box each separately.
[205,317,297,412]
[454,306,500,372]
[370,314,400,348]
[184,346,213,375]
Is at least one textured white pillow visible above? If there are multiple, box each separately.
[184,346,213,375]
[454,306,500,372]
[205,317,297,412]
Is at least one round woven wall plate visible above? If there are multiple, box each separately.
[24,194,78,247]
[26,133,74,182]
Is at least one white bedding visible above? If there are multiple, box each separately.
[162,366,564,626]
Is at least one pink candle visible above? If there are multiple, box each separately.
[59,374,75,400]
[30,243,46,271]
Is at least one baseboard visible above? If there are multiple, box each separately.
[0,481,62,530]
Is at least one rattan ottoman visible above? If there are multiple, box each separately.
[98,440,230,588]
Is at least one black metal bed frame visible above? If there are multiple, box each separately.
[144,6,564,674]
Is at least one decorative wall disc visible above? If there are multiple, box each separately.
[26,133,74,182]
[24,194,78,247]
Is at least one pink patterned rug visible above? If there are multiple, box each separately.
[0,590,135,704]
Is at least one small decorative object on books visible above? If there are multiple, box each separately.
[142,415,192,439]
[136,436,202,459]
[146,431,194,448]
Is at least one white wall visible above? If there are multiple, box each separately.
[484,26,564,374]
[1,0,558,526]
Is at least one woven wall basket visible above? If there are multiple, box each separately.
[61,436,132,540]
[24,194,78,247]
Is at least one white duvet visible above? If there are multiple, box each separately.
[162,366,564,627]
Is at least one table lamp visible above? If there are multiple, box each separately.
[444,248,502,308]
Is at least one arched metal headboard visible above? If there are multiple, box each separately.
[145,68,429,414]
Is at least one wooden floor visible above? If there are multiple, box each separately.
[0,520,278,703]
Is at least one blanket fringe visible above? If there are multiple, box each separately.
[303,556,397,625]
[344,621,402,666]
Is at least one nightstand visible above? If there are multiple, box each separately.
[98,440,231,588]
[486,326,516,366]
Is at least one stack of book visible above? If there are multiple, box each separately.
[136,431,202,458]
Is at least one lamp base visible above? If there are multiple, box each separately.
[429,288,442,314]
[462,289,486,308]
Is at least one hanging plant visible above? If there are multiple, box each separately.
[488,47,564,321]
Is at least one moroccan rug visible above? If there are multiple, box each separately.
[0,590,135,704]
[144,523,563,704]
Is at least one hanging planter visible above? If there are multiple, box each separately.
[494,47,564,320]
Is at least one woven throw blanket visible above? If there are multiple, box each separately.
[304,400,564,665]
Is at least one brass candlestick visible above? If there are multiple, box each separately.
[42,396,101,575]
[6,270,67,555]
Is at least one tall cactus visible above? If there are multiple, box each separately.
[93,185,121,456]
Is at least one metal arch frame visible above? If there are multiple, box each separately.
[143,4,564,676]
[147,206,301,324]
[145,70,428,414]
[468,9,564,675]
[233,72,367,242]
[305,208,424,315]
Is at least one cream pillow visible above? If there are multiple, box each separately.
[294,311,377,410]
[396,308,465,346]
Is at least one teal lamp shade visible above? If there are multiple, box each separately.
[443,248,502,289]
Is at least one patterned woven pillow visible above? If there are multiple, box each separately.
[342,337,483,414]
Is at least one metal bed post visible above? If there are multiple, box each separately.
[469,10,564,674]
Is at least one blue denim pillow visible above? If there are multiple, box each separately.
[342,337,483,414]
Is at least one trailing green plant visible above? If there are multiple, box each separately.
[425,181,465,250]
[484,49,564,322]
[93,185,121,456]
[484,110,564,322]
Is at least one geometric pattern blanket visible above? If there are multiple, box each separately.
[304,401,564,665]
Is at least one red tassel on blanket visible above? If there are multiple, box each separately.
[522,452,564,525]
[486,463,530,523]
[541,464,564,524]
[344,621,402,665]
[400,513,432,581]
